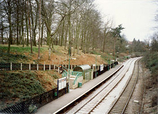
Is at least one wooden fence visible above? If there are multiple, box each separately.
[0,62,118,113]
[0,62,79,71]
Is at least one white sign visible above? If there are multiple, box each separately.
[100,64,104,71]
[58,77,67,90]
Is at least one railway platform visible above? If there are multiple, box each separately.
[36,64,122,114]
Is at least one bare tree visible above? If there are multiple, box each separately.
[38,0,41,59]
[0,1,6,44]
[3,0,14,53]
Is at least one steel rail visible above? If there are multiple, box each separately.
[107,58,141,114]
[55,64,124,114]
[68,59,134,114]
[121,59,140,114]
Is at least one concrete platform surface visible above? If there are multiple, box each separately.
[36,65,122,114]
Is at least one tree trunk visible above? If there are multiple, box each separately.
[7,0,12,54]
[103,30,107,52]
[81,28,84,50]
[21,12,24,47]
[38,0,41,60]
[30,0,37,46]
[61,19,65,46]
[64,23,68,49]
[68,0,72,56]
[41,20,44,46]
[25,0,29,46]
[76,21,80,54]
[1,21,4,44]
[16,4,19,45]
[28,0,33,53]
[26,17,29,46]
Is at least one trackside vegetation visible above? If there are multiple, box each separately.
[143,36,158,110]
[0,71,45,109]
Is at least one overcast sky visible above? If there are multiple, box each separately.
[94,0,158,41]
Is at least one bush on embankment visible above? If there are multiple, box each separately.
[143,52,158,82]
[0,71,46,109]
[143,51,158,108]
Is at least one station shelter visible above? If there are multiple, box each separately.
[73,65,92,84]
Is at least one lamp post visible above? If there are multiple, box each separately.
[116,52,119,62]
[95,55,97,78]
[67,47,71,92]
[109,53,112,69]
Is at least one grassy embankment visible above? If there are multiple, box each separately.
[143,52,158,112]
[0,45,61,109]
[0,44,128,109]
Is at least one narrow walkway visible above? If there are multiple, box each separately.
[36,65,122,114]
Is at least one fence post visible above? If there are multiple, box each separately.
[58,67,59,73]
[52,60,53,69]
[21,63,22,70]
[10,62,12,71]
[29,64,31,70]
[37,64,39,70]
[44,62,45,71]
[49,64,51,70]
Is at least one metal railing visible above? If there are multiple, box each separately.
[73,72,83,85]
[0,83,69,113]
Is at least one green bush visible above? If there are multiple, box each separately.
[0,71,45,100]
[143,52,158,87]
[143,52,158,71]
[0,45,45,63]
[0,52,28,63]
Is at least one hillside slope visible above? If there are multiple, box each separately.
[0,44,127,109]
[0,45,108,65]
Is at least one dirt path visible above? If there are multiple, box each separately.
[126,61,144,114]
[126,61,158,114]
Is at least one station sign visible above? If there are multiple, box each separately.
[57,77,67,90]
[100,64,104,71]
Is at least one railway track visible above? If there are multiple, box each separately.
[61,58,140,114]
[107,58,140,114]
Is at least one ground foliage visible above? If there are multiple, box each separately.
[143,52,158,79]
[0,45,46,63]
[0,71,46,101]
[143,51,158,109]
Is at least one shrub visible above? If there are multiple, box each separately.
[143,52,158,88]
[0,71,45,101]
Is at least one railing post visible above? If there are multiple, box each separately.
[44,62,45,71]
[21,63,22,70]
[10,62,12,71]
[37,64,39,70]
[29,64,31,70]
[58,67,59,73]
[49,64,51,70]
